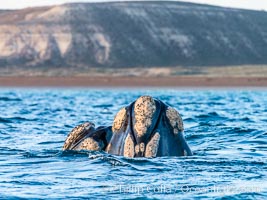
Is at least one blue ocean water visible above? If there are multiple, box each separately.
[0,89,266,199]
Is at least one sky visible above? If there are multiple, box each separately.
[1,0,267,11]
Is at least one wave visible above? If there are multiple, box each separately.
[0,97,22,102]
[0,116,36,123]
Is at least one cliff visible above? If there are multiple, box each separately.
[1,1,267,69]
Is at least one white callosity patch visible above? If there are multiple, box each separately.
[134,96,156,138]
[134,142,145,155]
[112,107,127,133]
[166,107,184,134]
[123,134,135,158]
[62,122,94,150]
[145,132,160,158]
[140,143,145,153]
[79,138,103,151]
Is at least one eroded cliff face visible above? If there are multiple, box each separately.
[1,1,267,68]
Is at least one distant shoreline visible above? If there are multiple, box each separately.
[0,76,266,87]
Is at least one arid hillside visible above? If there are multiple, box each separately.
[1,1,267,69]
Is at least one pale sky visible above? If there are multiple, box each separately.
[1,0,267,11]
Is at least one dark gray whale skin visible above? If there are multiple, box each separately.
[63,96,192,158]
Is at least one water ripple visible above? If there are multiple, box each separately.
[0,89,266,199]
[0,97,22,102]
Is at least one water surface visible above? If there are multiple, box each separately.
[0,89,266,199]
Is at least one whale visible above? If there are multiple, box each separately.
[62,96,192,157]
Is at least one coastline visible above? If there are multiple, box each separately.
[0,76,267,87]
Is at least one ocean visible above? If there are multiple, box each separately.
[0,88,266,199]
